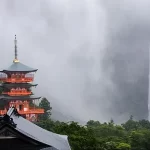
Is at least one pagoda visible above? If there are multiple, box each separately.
[0,35,44,122]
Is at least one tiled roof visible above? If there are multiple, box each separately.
[0,95,41,100]
[8,107,71,150]
[2,62,37,72]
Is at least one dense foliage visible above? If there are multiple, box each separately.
[37,99,150,150]
[38,97,52,120]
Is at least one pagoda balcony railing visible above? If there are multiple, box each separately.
[2,91,32,96]
[19,108,44,114]
[0,109,7,115]
[0,108,44,115]
[0,77,34,83]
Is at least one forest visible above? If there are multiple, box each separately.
[37,98,150,150]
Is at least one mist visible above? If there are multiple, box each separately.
[0,0,149,123]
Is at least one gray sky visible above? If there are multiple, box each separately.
[0,0,150,123]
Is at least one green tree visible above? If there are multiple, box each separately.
[38,97,52,120]
[36,119,55,132]
[116,143,131,150]
[130,130,150,150]
[122,119,139,131]
[53,121,98,150]
[86,120,101,127]
[29,100,39,108]
[138,120,150,129]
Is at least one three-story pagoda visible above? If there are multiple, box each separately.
[0,35,44,121]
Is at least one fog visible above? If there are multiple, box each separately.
[0,0,149,123]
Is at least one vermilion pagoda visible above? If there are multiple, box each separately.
[0,35,44,121]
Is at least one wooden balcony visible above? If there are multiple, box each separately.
[0,108,44,115]
[19,109,44,114]
[0,77,34,83]
[2,91,32,96]
[0,109,7,115]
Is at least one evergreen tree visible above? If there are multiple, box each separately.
[38,97,52,120]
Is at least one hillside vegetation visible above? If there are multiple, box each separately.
[37,98,150,150]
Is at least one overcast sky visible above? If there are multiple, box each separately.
[0,0,150,123]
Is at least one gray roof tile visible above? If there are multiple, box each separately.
[0,95,41,100]
[8,108,71,150]
[3,62,37,72]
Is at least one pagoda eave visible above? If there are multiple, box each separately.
[2,69,38,73]
[1,61,38,73]
[0,83,38,87]
[0,96,41,101]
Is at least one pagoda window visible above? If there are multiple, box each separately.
[18,87,21,93]
[26,114,29,117]
[18,73,21,78]
[19,105,23,111]
[22,88,26,93]
[11,88,15,93]
[21,73,25,78]
[15,73,20,78]
[17,73,20,78]
[11,73,15,78]
[16,88,19,93]
[25,73,34,78]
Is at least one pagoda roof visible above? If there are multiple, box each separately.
[0,83,38,87]
[0,95,41,101]
[1,61,38,72]
[0,107,71,150]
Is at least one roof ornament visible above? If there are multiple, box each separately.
[13,35,19,63]
[2,114,17,128]
[0,107,17,128]
[0,107,20,128]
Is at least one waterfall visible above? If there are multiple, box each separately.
[148,46,150,121]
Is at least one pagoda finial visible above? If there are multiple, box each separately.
[13,35,19,63]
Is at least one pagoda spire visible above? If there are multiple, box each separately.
[13,35,19,63]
